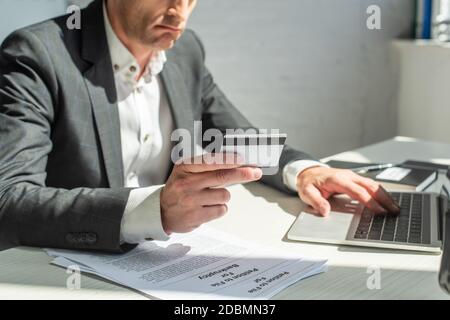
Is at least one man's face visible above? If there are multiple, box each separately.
[114,0,197,50]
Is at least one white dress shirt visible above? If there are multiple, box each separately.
[103,3,325,244]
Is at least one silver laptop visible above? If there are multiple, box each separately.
[287,188,449,254]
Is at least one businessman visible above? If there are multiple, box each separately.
[0,0,400,252]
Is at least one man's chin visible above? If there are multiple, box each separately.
[152,33,180,51]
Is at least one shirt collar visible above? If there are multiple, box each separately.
[103,1,166,83]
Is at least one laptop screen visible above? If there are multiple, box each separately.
[442,185,450,198]
[439,184,450,294]
[438,186,449,242]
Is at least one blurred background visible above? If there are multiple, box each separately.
[1,0,448,159]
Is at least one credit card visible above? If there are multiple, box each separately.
[220,133,287,175]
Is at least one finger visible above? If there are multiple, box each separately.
[190,188,231,206]
[197,204,228,224]
[299,185,331,216]
[353,176,401,214]
[189,167,263,189]
[336,180,387,214]
[177,153,245,173]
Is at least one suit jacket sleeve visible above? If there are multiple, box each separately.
[0,30,133,253]
[190,31,317,193]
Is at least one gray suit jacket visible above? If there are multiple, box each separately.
[0,0,314,253]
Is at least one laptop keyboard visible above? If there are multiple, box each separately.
[354,193,428,244]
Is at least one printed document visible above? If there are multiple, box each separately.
[46,227,326,300]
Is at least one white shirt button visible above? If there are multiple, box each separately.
[143,133,152,143]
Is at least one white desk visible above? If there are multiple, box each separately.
[1,136,450,300]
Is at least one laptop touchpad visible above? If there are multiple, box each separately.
[289,195,363,244]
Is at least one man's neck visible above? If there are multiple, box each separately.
[106,0,153,78]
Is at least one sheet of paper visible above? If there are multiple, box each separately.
[46,227,327,300]
[376,167,411,181]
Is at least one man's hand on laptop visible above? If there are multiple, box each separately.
[296,166,401,217]
[160,154,263,235]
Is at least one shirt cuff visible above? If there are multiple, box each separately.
[120,185,170,244]
[283,160,329,192]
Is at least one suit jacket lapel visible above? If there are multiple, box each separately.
[81,0,124,188]
[160,60,195,179]
[160,61,195,135]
